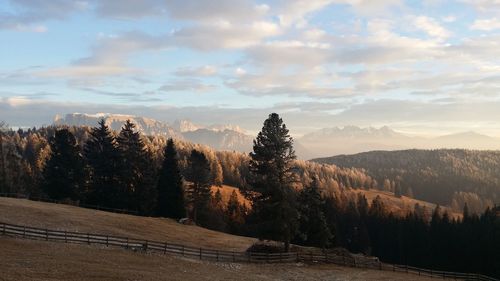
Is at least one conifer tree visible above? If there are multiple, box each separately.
[0,122,7,193]
[297,177,333,248]
[226,190,245,233]
[42,129,83,200]
[246,113,299,252]
[157,138,185,219]
[83,120,121,207]
[116,120,157,214]
[185,149,212,223]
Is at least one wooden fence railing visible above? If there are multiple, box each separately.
[0,221,497,281]
[0,193,138,215]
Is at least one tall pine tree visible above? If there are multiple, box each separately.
[297,177,333,248]
[246,113,299,252]
[116,120,157,214]
[185,149,212,224]
[157,138,185,219]
[42,129,84,200]
[83,120,121,208]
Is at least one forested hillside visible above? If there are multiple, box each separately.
[313,149,500,212]
[0,125,379,200]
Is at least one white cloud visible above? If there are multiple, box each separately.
[471,18,500,31]
[159,79,217,92]
[413,16,451,40]
[175,65,218,76]
[172,20,280,50]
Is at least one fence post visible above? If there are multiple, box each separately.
[164,242,167,254]
[46,229,48,241]
[182,245,185,256]
[87,233,90,244]
[199,248,202,260]
[144,241,148,252]
[2,223,5,235]
[65,231,67,243]
[23,226,26,238]
[106,235,109,247]
[126,237,129,249]
[232,251,235,262]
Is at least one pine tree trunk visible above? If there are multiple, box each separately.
[284,240,290,252]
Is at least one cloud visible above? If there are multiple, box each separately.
[172,20,280,50]
[35,31,170,78]
[0,0,86,30]
[174,65,217,76]
[94,0,166,19]
[471,18,500,31]
[413,16,451,40]
[159,79,217,92]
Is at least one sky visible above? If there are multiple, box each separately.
[2,0,500,137]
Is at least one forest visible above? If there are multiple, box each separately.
[0,116,499,278]
[314,149,500,213]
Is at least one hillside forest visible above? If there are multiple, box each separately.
[0,115,499,278]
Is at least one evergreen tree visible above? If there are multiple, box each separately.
[296,177,333,248]
[246,113,299,252]
[42,129,83,200]
[83,120,121,207]
[185,149,212,223]
[116,120,157,214]
[226,190,245,233]
[0,122,7,193]
[157,138,185,219]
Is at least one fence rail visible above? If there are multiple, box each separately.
[0,221,497,281]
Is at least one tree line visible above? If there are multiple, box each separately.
[0,115,499,278]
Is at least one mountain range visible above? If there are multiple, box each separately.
[54,113,253,153]
[298,126,500,158]
[54,113,500,159]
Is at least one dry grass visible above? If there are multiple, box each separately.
[0,237,434,281]
[350,189,461,219]
[0,197,255,251]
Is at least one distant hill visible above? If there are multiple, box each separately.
[54,113,253,153]
[313,149,500,211]
[299,126,500,158]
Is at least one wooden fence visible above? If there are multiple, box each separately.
[0,221,497,281]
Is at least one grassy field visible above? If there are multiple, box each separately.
[0,236,434,281]
[0,197,438,281]
[0,197,255,251]
[350,189,461,219]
